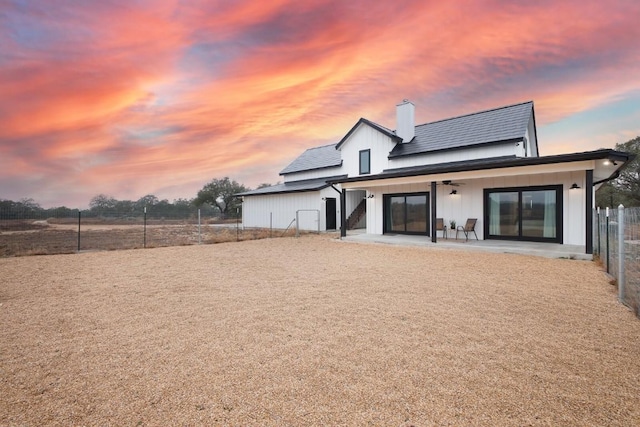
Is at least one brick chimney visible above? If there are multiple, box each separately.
[396,99,415,142]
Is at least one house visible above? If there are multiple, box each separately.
[237,100,633,254]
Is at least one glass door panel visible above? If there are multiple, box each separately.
[522,190,556,238]
[488,192,519,237]
[406,195,428,233]
[389,196,405,232]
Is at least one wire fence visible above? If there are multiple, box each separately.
[594,205,640,317]
[0,207,296,257]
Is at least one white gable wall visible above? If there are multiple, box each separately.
[339,125,396,176]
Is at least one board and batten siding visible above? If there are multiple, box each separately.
[362,171,587,246]
[388,143,517,171]
[339,125,396,177]
[242,187,345,232]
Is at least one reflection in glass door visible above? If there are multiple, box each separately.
[383,193,430,235]
[488,192,519,237]
[485,186,562,243]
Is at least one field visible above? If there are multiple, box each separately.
[1,235,640,426]
[0,219,280,257]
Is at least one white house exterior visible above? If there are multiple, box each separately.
[238,100,633,254]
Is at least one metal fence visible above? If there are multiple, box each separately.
[0,207,288,257]
[594,205,640,317]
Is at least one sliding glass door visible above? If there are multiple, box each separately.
[485,185,562,243]
[384,192,430,235]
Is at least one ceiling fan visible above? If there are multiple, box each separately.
[438,180,465,187]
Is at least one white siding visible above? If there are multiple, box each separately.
[339,125,396,176]
[359,171,588,246]
[242,187,344,231]
[388,143,517,170]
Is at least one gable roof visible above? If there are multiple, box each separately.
[335,118,401,150]
[279,143,342,175]
[389,101,534,158]
[236,175,347,196]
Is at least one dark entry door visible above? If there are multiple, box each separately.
[325,198,337,230]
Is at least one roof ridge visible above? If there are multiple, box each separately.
[414,100,533,129]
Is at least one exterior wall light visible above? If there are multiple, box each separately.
[367,194,375,198]
[449,189,457,195]
[570,183,580,189]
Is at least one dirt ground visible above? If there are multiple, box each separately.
[1,235,639,426]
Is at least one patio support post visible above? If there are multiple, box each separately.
[340,189,347,238]
[585,169,593,254]
[431,181,437,243]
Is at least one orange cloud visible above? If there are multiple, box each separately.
[0,0,639,208]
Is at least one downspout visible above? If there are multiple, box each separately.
[592,170,620,187]
[329,185,346,238]
[340,189,347,238]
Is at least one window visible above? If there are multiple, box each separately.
[383,192,430,235]
[484,185,562,243]
[359,149,370,175]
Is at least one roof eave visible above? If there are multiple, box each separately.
[279,161,343,176]
[329,149,633,185]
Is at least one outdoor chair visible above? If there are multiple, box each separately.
[456,218,478,241]
[436,218,447,239]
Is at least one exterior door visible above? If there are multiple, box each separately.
[383,192,430,235]
[325,198,337,230]
[484,185,562,243]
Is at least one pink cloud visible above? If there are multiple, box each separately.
[0,0,639,208]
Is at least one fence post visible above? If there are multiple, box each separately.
[143,206,147,248]
[198,209,201,244]
[596,207,600,256]
[270,212,273,238]
[296,211,299,238]
[618,204,625,303]
[606,207,610,274]
[77,210,81,252]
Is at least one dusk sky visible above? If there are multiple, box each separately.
[1,0,639,208]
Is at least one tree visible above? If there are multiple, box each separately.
[89,194,117,215]
[194,177,248,218]
[596,136,640,207]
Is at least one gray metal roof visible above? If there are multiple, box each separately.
[237,175,347,196]
[389,101,534,158]
[279,143,342,175]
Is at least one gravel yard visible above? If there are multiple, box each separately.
[1,235,639,426]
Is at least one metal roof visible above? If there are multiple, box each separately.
[389,101,534,158]
[279,143,342,175]
[237,175,347,196]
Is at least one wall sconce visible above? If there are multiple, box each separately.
[449,189,457,195]
[570,183,580,189]
[367,194,374,198]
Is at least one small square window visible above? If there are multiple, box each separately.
[359,149,370,175]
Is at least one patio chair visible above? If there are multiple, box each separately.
[456,218,478,241]
[436,218,447,238]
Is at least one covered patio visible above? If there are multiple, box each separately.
[340,229,591,260]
